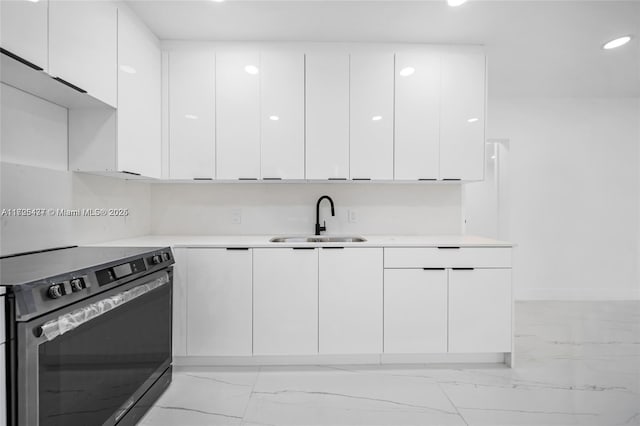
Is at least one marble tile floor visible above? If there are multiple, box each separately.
[139,301,640,426]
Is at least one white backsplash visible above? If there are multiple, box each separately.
[150,183,462,236]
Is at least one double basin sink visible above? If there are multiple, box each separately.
[270,236,367,243]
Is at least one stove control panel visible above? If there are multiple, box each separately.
[10,247,175,322]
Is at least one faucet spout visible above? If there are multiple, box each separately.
[315,195,335,235]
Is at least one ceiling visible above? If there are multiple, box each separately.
[126,0,640,98]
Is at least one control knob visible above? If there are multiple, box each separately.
[70,278,84,292]
[151,255,162,265]
[48,284,64,299]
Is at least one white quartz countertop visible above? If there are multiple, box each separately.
[90,235,513,248]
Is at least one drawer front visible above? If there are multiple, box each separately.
[384,247,512,268]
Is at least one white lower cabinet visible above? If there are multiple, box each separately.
[177,245,511,362]
[319,248,383,354]
[253,248,318,355]
[383,269,447,353]
[1,294,5,423]
[171,248,188,357]
[186,248,252,356]
[448,268,512,353]
[0,342,5,424]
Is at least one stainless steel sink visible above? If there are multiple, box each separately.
[270,236,367,243]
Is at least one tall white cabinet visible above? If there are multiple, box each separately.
[260,52,305,180]
[216,52,261,179]
[0,0,48,70]
[394,50,441,180]
[319,248,383,354]
[253,248,318,355]
[117,6,161,178]
[168,50,216,179]
[186,248,253,356]
[49,0,118,107]
[350,53,394,180]
[440,50,486,181]
[305,53,350,180]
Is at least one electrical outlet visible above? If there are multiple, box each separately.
[348,209,358,223]
[231,209,242,224]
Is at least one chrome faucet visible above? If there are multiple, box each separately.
[315,195,335,235]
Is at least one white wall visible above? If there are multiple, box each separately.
[150,183,462,236]
[0,84,151,256]
[487,97,640,300]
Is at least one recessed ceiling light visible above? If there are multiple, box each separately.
[602,36,632,50]
[399,67,415,77]
[447,0,468,7]
[371,115,383,121]
[467,117,479,123]
[119,65,137,74]
[25,0,40,3]
[269,115,280,121]
[184,114,198,120]
[245,65,259,75]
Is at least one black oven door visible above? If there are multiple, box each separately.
[16,269,172,426]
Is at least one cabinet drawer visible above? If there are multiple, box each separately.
[384,247,511,268]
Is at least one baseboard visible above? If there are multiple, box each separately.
[174,353,510,367]
[515,287,640,301]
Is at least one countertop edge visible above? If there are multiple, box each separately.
[89,235,514,249]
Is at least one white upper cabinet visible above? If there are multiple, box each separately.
[260,52,305,180]
[306,53,350,180]
[216,51,261,179]
[440,49,486,181]
[350,53,394,180]
[117,6,161,178]
[168,50,216,179]
[394,50,440,180]
[49,0,117,107]
[0,0,48,70]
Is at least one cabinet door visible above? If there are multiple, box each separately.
[0,342,5,424]
[306,53,350,179]
[319,248,383,354]
[49,0,117,107]
[171,248,188,357]
[0,0,48,70]
[216,51,261,179]
[448,268,512,353]
[394,50,440,180]
[350,53,394,180]
[440,50,486,180]
[384,269,447,353]
[168,50,215,179]
[117,6,161,178]
[0,295,5,343]
[186,248,252,356]
[260,52,305,180]
[253,249,318,355]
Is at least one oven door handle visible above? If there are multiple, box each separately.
[37,272,170,342]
